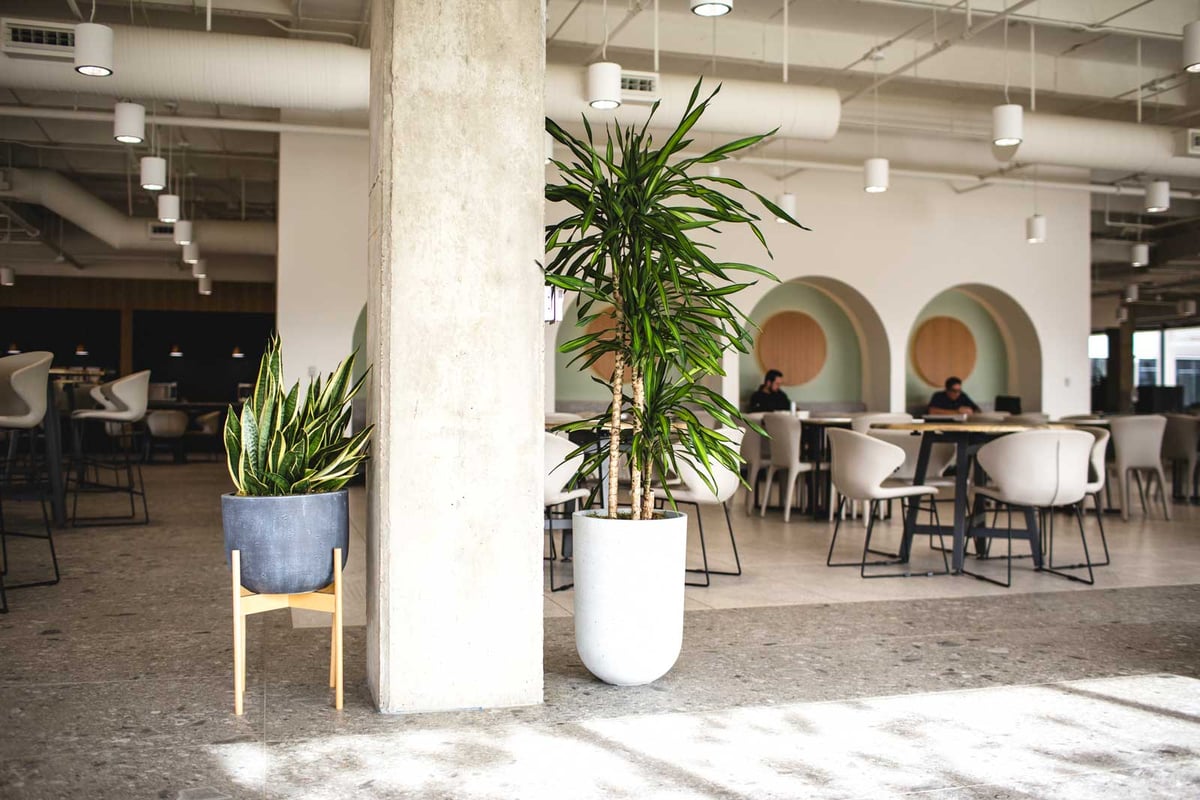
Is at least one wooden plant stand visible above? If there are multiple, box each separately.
[230,547,343,715]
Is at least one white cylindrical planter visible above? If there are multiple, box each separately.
[572,509,687,686]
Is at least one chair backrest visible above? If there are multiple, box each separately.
[739,424,764,466]
[850,412,913,433]
[828,428,905,501]
[544,432,584,504]
[0,351,53,426]
[1161,414,1200,460]
[975,430,1093,507]
[107,370,151,421]
[1078,426,1110,490]
[763,412,802,468]
[675,427,744,504]
[1110,414,1168,470]
[867,429,922,479]
[1008,412,1049,426]
[146,410,189,438]
[544,411,583,427]
[196,410,223,435]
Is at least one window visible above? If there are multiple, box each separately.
[1133,330,1161,387]
[1088,334,1108,385]
[1165,326,1200,407]
[1178,359,1200,408]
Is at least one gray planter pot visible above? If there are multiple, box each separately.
[222,490,349,595]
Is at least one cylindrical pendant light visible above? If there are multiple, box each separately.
[1116,306,1129,324]
[1184,20,1200,73]
[157,193,180,223]
[1178,299,1197,316]
[690,0,733,16]
[775,192,796,223]
[198,276,213,296]
[992,104,1023,146]
[173,220,193,246]
[113,102,145,144]
[1131,242,1150,268]
[587,62,622,110]
[1025,213,1046,244]
[863,157,889,193]
[182,242,200,264]
[708,165,721,178]
[0,266,13,286]
[1144,180,1170,213]
[140,156,166,191]
[192,259,207,279]
[74,23,113,77]
[1124,284,1140,303]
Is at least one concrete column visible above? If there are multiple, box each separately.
[366,0,545,712]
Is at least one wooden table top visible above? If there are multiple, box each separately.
[875,422,1075,433]
[802,417,854,425]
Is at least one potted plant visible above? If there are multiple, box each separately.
[545,82,805,685]
[221,337,372,595]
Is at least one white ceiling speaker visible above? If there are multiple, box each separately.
[182,242,200,264]
[690,0,733,16]
[198,275,213,296]
[73,22,113,77]
[1131,242,1150,268]
[0,266,13,286]
[140,156,166,191]
[1143,180,1170,213]
[1184,20,1200,73]
[157,193,180,223]
[775,192,796,223]
[992,104,1023,147]
[192,259,207,279]
[1124,284,1140,303]
[113,102,144,144]
[587,62,622,110]
[1025,213,1046,244]
[863,157,889,193]
[173,220,193,246]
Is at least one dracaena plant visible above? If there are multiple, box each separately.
[545,80,806,521]
[224,336,372,496]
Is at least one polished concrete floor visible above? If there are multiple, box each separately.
[1,463,1198,799]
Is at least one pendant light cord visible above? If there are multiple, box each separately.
[1003,15,1010,104]
[653,0,659,72]
[782,0,789,84]
[602,0,609,60]
[1029,21,1036,111]
[712,18,717,76]
[872,54,879,156]
[90,0,96,22]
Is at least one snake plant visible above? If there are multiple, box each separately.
[224,336,372,496]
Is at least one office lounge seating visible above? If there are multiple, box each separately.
[0,352,58,612]
[1162,414,1200,502]
[70,370,151,527]
[1109,415,1171,523]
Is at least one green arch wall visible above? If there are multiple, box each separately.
[906,290,1008,412]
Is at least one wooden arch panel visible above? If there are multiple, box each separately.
[586,308,629,383]
[911,316,977,387]
[754,311,827,386]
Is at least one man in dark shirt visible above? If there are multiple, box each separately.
[749,369,792,412]
[928,376,981,416]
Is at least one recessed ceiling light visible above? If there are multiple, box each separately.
[690,0,732,17]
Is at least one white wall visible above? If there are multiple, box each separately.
[547,161,1093,417]
[277,131,369,386]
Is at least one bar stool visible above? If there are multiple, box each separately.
[70,370,151,527]
[0,352,57,613]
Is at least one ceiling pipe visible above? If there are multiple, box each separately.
[0,169,276,255]
[0,106,366,137]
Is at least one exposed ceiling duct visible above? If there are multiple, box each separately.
[1020,115,1200,180]
[0,169,276,255]
[0,22,369,113]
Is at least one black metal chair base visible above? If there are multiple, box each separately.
[70,422,150,528]
[544,501,575,592]
[827,497,950,579]
[1,429,60,613]
[675,500,742,588]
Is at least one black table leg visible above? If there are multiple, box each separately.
[951,439,971,573]
[42,385,66,527]
[901,434,934,563]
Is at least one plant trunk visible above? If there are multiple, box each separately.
[630,370,644,520]
[608,349,623,520]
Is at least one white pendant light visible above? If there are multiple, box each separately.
[992,104,1023,146]
[182,242,200,264]
[863,157,889,193]
[113,102,145,144]
[1025,213,1046,244]
[587,62,622,110]
[140,156,166,191]
[74,22,113,77]
[1144,180,1170,213]
[173,220,193,246]
[1124,284,1140,303]
[157,193,180,223]
[0,266,13,286]
[1184,20,1200,73]
[690,0,733,16]
[1178,299,1197,316]
[708,165,721,178]
[775,192,796,223]
[198,276,213,296]
[1131,242,1150,268]
[192,259,207,279]
[1116,306,1129,324]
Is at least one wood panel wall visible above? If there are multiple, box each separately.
[911,316,977,387]
[0,276,274,374]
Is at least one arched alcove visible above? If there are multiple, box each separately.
[905,284,1043,413]
[741,277,891,411]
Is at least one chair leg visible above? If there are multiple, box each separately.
[688,501,742,580]
[1156,468,1172,521]
[1121,468,1131,522]
[781,471,796,523]
[759,467,775,517]
[684,500,711,588]
[1134,470,1147,514]
[827,498,905,570]
[1042,504,1095,585]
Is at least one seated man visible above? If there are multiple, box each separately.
[749,369,791,413]
[928,376,981,416]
